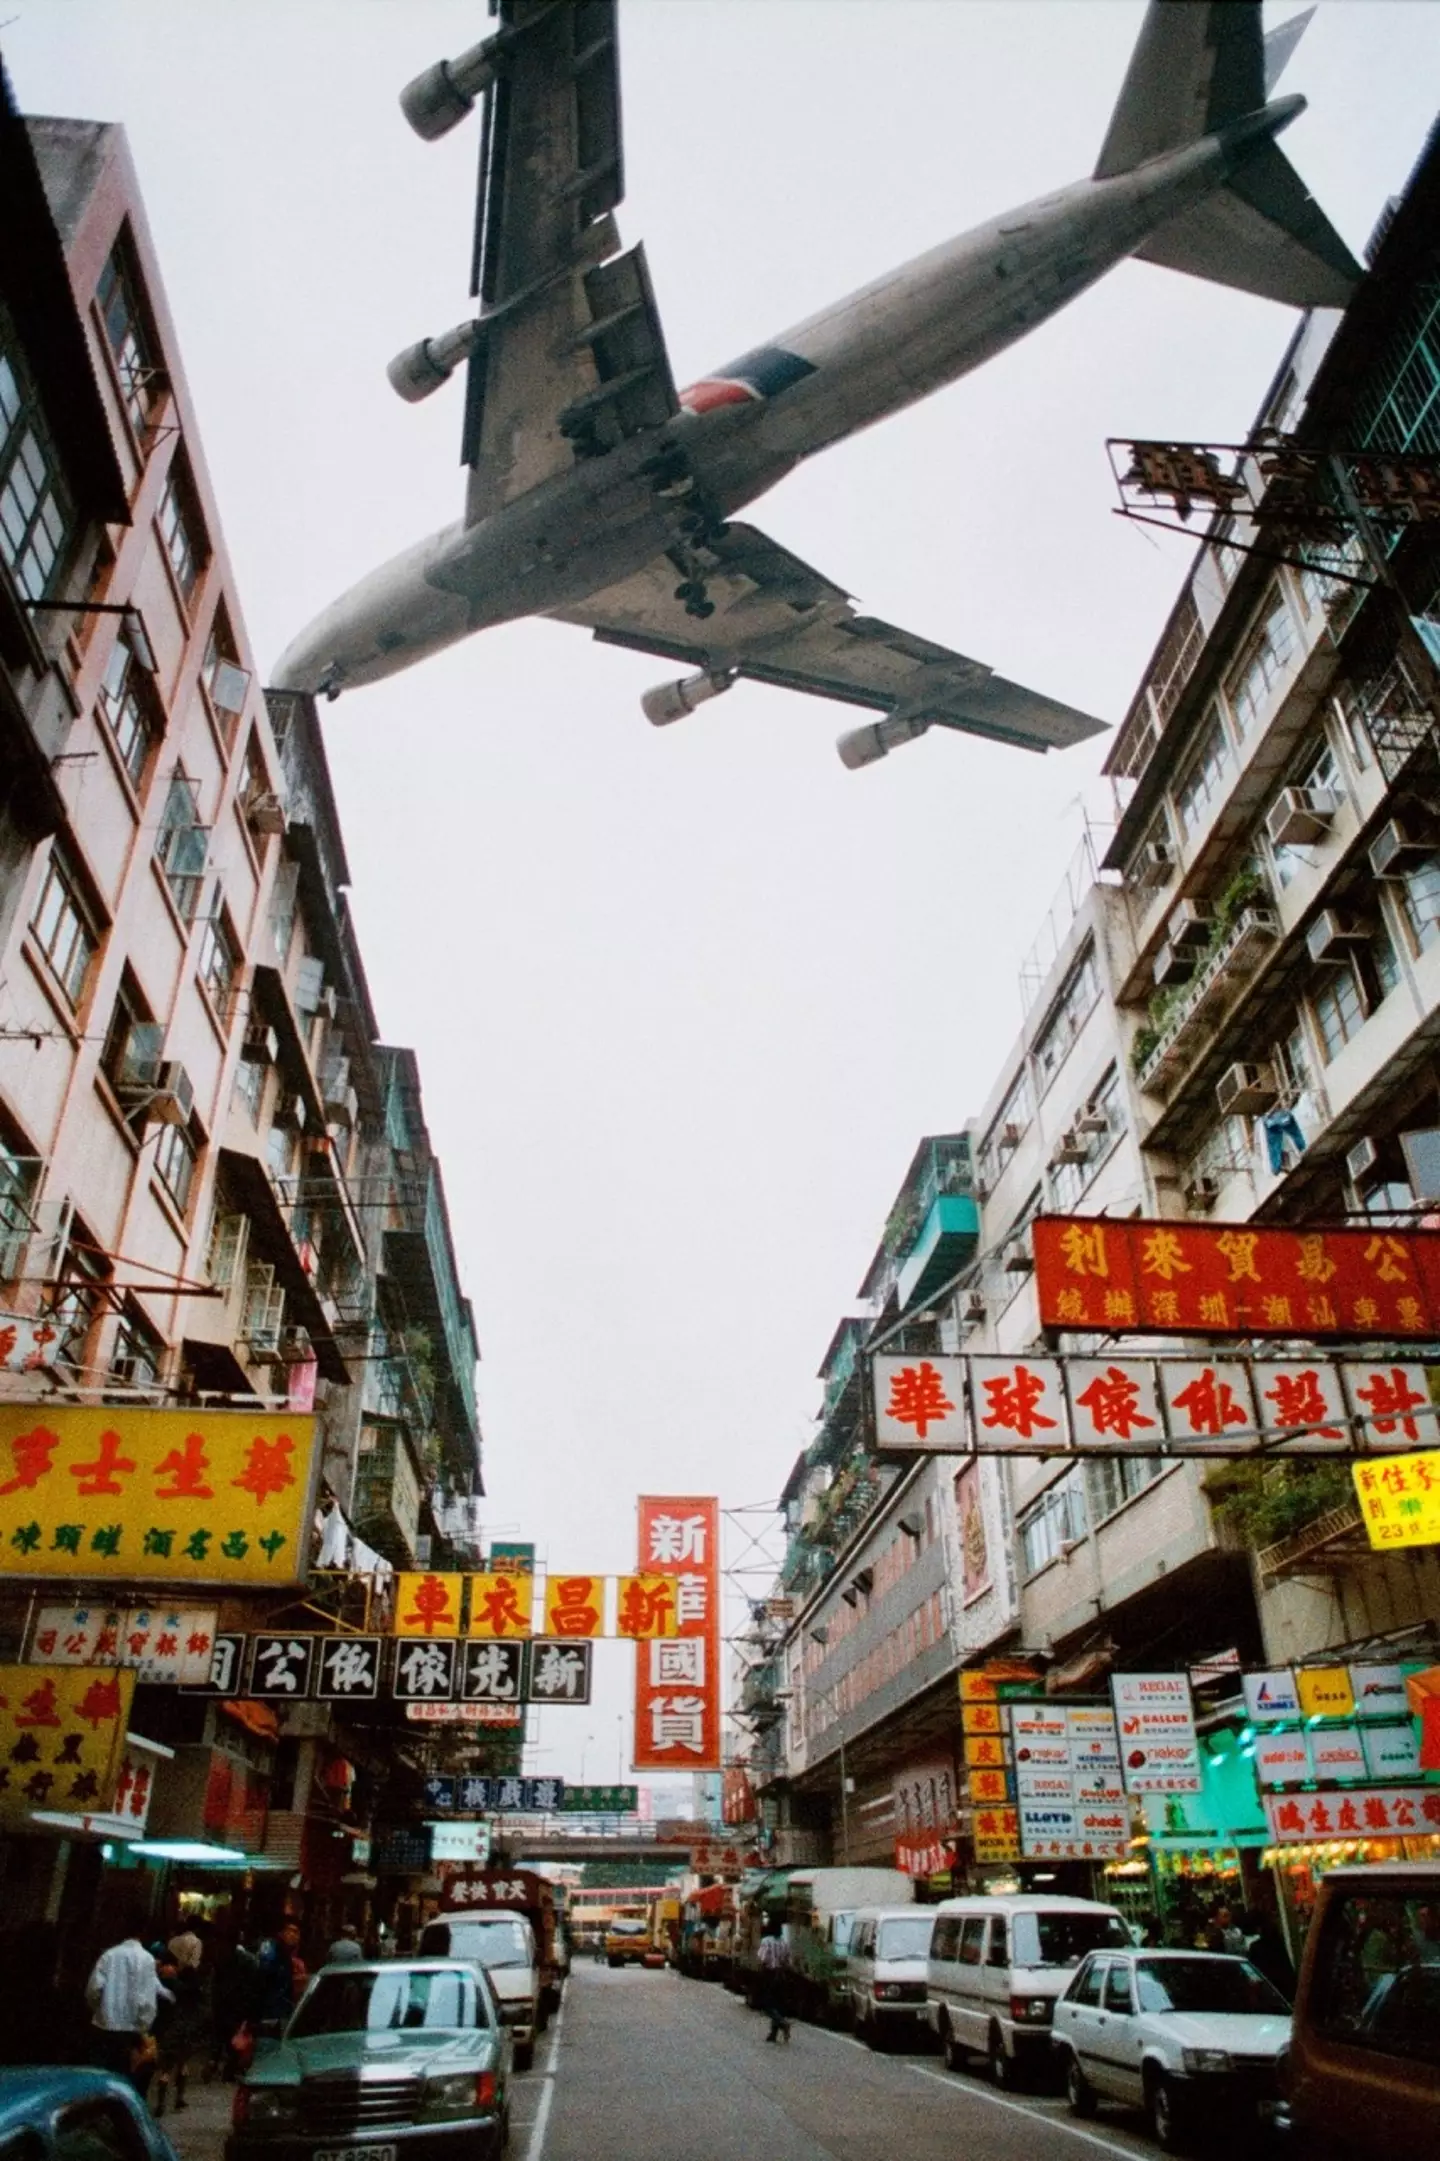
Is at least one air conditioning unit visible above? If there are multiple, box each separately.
[1130,837,1175,888]
[1075,1109,1111,1136]
[1184,1174,1221,1213]
[1168,898,1214,948]
[241,1023,279,1065]
[275,1093,307,1131]
[1000,1121,1024,1149]
[414,1535,433,1567]
[209,658,252,718]
[1152,938,1195,989]
[325,1084,358,1129]
[243,788,286,837]
[1370,819,1432,878]
[1216,1061,1279,1117]
[1003,1235,1035,1275]
[1266,786,1341,850]
[147,1060,194,1127]
[276,1325,313,1365]
[962,1293,987,1324]
[1052,1130,1089,1166]
[1306,909,1371,965]
[293,955,326,1013]
[1346,1135,1381,1186]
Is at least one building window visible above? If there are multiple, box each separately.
[196,904,239,1013]
[203,614,251,732]
[1049,1065,1126,1211]
[155,771,209,922]
[96,243,159,434]
[0,1142,43,1282]
[100,972,157,1098]
[1174,708,1232,840]
[1086,1453,1161,1526]
[269,858,300,964]
[44,1230,109,1378]
[154,1119,198,1214]
[1018,1470,1086,1578]
[0,306,72,601]
[157,465,204,600]
[1032,944,1101,1092]
[1226,587,1298,735]
[108,1305,164,1392]
[233,1050,265,1125]
[29,845,98,1007]
[1307,921,1403,1063]
[98,634,161,791]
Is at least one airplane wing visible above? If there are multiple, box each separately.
[459,0,678,525]
[553,523,1107,759]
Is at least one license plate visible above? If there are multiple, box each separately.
[313,2145,398,2161]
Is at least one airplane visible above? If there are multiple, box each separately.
[272,0,1360,769]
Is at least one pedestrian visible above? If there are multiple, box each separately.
[757,1922,791,2043]
[211,1932,262,2081]
[152,1934,208,2116]
[256,1919,306,2034]
[326,1925,364,1965]
[85,1910,172,2096]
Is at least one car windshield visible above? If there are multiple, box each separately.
[1012,1912,1131,1968]
[878,1918,936,1961]
[610,1921,647,1937]
[1135,1958,1290,2016]
[445,1921,532,1970]
[289,1967,485,2036]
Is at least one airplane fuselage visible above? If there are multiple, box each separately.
[273,103,1298,696]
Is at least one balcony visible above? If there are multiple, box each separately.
[860,1133,975,1313]
[1136,903,1280,1097]
[896,1192,981,1311]
[352,1422,425,1567]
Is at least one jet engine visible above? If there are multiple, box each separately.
[387,322,482,403]
[641,670,735,726]
[835,713,932,769]
[400,38,501,140]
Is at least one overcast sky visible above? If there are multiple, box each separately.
[9,2,1440,1782]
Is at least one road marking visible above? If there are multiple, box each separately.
[905,2064,1147,2161]
[523,1990,567,2161]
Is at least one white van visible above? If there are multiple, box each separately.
[784,1868,913,2024]
[420,1910,542,2070]
[847,1905,938,2046]
[928,1894,1131,2087]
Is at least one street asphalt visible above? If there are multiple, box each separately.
[164,1963,1242,2161]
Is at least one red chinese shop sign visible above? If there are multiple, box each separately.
[1034,1217,1440,1340]
[632,1496,721,1772]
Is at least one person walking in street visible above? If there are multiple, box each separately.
[86,1912,172,2096]
[151,1933,207,2116]
[326,1925,364,1965]
[211,1932,262,2081]
[256,1919,307,2033]
[757,1922,791,2043]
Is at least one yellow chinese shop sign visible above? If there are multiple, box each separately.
[0,1664,134,1831]
[0,1407,315,1585]
[1353,1450,1440,1551]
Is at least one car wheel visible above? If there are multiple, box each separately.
[1148,2070,1188,2151]
[940,2016,964,2073]
[514,2040,535,2074]
[1065,2052,1098,2119]
[988,2027,1012,2089]
[607,1956,620,1968]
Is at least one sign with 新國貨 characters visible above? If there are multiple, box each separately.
[633,1497,721,1772]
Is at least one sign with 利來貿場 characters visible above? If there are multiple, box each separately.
[0,1408,316,1585]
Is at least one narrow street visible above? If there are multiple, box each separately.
[516,1964,1177,2161]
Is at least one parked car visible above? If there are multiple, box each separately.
[225,1959,510,2161]
[0,2070,180,2161]
[1053,1948,1290,2148]
[603,1916,650,1968]
[847,1907,937,2047]
[419,1913,541,2071]
[928,1893,1131,2087]
[1281,1861,1440,2155]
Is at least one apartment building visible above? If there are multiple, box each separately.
[743,121,1440,1905]
[0,90,484,1938]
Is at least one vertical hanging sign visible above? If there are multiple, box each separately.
[632,1495,720,1771]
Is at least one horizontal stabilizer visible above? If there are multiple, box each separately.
[1136,141,1360,307]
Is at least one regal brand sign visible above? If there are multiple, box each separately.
[1111,1674,1202,1794]
[1008,1700,1127,1858]
[0,1408,316,1584]
[633,1496,720,1772]
[1034,1217,1440,1340]
[873,1352,1440,1457]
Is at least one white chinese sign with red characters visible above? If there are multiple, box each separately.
[873,1356,967,1451]
[970,1359,1065,1450]
[1111,1673,1202,1793]
[0,1314,64,1373]
[633,1496,720,1771]
[27,1605,217,1686]
[1264,1786,1440,1841]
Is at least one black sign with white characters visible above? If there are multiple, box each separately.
[315,1635,383,1700]
[526,1638,592,1704]
[391,1636,458,1702]
[460,1638,525,1703]
[249,1634,316,1699]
